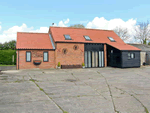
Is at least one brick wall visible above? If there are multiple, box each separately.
[55,43,84,67]
[17,43,106,69]
[17,50,55,70]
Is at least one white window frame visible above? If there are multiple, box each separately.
[43,52,48,62]
[128,53,135,59]
[26,51,31,62]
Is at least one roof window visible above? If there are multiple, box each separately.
[108,37,115,42]
[64,35,72,40]
[84,36,91,40]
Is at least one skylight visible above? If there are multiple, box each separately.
[84,36,91,40]
[64,35,72,40]
[108,37,115,42]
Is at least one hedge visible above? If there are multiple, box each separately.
[0,50,16,65]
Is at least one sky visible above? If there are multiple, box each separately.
[0,0,150,43]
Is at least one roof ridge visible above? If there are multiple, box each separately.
[49,26,114,32]
[17,32,48,34]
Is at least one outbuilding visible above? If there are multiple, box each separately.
[128,44,150,65]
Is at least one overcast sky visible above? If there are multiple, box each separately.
[0,0,150,43]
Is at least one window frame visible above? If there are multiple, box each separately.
[64,34,72,40]
[73,45,79,50]
[128,53,131,60]
[131,53,135,59]
[84,35,92,41]
[26,51,31,62]
[62,48,68,54]
[128,53,135,60]
[43,51,49,62]
[108,37,116,42]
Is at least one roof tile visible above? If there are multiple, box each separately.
[16,32,53,49]
[50,27,140,51]
[16,27,141,51]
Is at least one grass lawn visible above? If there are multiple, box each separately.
[0,65,16,66]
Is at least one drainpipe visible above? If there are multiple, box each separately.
[18,50,19,70]
[104,44,107,67]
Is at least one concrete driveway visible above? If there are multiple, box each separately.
[0,66,16,71]
[0,67,150,113]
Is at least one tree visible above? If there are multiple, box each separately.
[113,26,130,41]
[0,40,16,50]
[0,43,4,50]
[8,40,16,50]
[3,42,9,50]
[134,21,150,44]
[69,24,85,28]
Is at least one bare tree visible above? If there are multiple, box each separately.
[69,24,85,28]
[113,26,130,41]
[134,21,150,44]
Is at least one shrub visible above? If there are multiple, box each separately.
[82,63,85,66]
[58,62,61,67]
[0,50,16,65]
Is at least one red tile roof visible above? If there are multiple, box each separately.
[50,27,140,51]
[16,27,141,51]
[16,32,53,49]
[107,43,141,51]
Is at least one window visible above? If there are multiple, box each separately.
[73,45,78,50]
[62,48,68,54]
[43,52,48,62]
[26,51,31,62]
[128,53,131,59]
[84,36,91,40]
[108,37,115,42]
[111,50,113,53]
[128,53,135,59]
[131,53,135,58]
[64,35,71,40]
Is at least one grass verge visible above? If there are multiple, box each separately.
[0,65,15,66]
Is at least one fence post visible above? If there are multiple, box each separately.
[12,55,14,63]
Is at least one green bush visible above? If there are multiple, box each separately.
[82,63,85,66]
[58,62,61,67]
[0,50,16,65]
